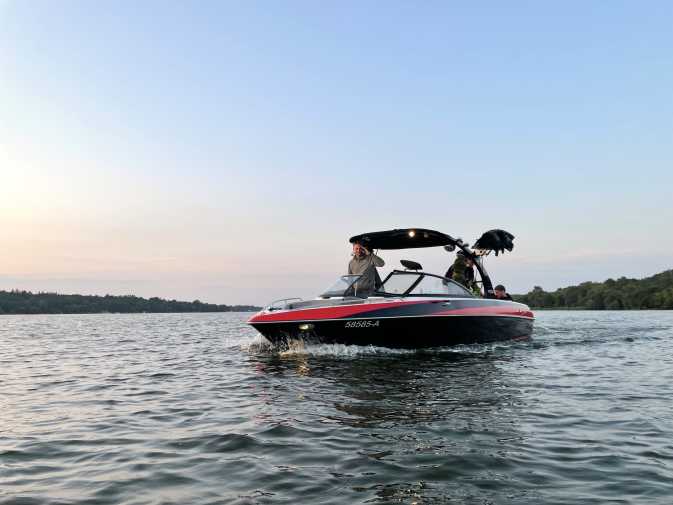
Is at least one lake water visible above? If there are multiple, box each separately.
[1,311,672,504]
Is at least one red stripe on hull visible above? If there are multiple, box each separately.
[249,300,533,323]
[435,307,534,318]
[248,300,428,323]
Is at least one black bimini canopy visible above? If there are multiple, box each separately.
[349,228,453,250]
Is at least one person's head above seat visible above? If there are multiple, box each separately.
[494,284,508,299]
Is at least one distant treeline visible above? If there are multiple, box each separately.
[513,269,673,309]
[0,290,261,315]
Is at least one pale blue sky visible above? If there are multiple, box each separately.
[1,1,672,304]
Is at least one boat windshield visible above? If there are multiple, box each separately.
[377,271,474,297]
[409,275,473,296]
[320,275,362,298]
[378,272,422,295]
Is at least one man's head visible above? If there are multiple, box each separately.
[494,284,507,299]
[352,241,368,257]
[457,251,474,267]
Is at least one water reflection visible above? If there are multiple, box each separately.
[248,349,529,502]
[249,349,525,433]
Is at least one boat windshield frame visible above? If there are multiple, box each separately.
[375,270,474,298]
[320,274,363,298]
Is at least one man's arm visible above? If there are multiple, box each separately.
[370,253,385,267]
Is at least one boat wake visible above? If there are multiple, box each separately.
[243,335,530,358]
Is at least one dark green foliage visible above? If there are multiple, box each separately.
[513,270,673,309]
[0,290,260,314]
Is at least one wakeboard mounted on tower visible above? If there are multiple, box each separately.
[473,229,515,256]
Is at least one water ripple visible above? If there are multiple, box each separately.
[1,311,673,504]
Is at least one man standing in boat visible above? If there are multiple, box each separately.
[348,241,385,297]
[446,251,476,291]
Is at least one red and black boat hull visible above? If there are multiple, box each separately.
[248,298,534,349]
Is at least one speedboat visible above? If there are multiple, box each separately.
[248,228,534,349]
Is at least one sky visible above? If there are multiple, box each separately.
[1,1,672,305]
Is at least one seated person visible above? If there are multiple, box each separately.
[494,284,512,300]
[348,241,385,297]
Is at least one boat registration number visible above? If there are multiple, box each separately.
[345,320,380,328]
